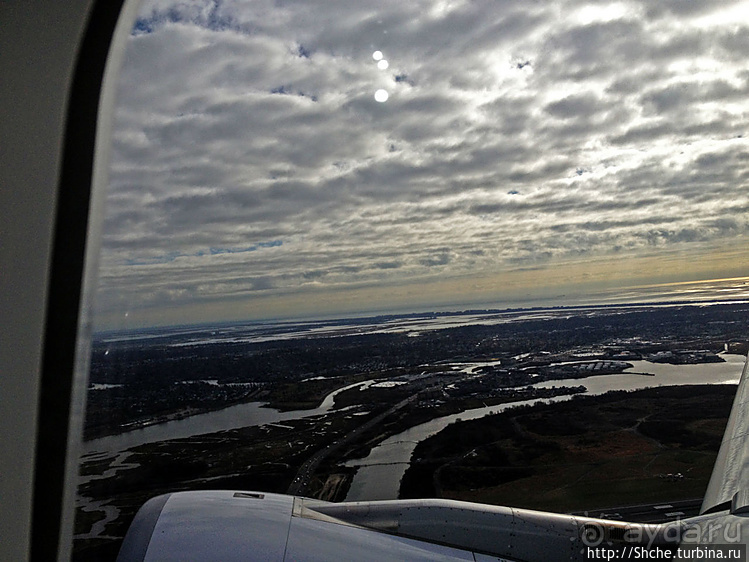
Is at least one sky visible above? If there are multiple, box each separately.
[94,0,749,329]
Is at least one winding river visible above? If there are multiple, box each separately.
[80,355,746,502]
[343,354,747,501]
[77,379,375,539]
[83,379,373,454]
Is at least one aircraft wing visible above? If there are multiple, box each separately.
[117,490,683,561]
[117,491,495,561]
[701,355,749,515]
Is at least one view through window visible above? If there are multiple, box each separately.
[75,0,749,559]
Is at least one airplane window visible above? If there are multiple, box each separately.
[74,0,749,559]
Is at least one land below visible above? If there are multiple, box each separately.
[74,303,749,561]
[74,384,736,561]
[84,303,749,439]
[400,384,735,514]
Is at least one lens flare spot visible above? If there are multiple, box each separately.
[374,89,389,102]
[372,50,383,61]
[377,59,389,70]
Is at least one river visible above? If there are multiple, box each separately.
[343,353,747,501]
[80,355,746,500]
[83,379,373,454]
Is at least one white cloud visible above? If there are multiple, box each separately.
[95,0,749,326]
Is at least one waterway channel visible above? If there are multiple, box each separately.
[83,379,373,454]
[343,354,747,501]
[77,379,376,539]
[81,356,746,501]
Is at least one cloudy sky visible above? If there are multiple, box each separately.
[94,0,749,329]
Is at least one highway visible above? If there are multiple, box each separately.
[287,393,419,496]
